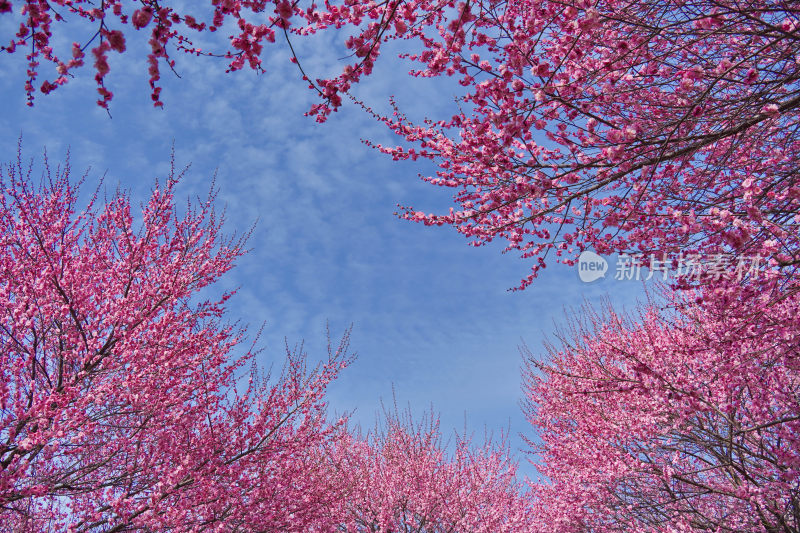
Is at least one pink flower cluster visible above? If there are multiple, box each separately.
[524,279,800,531]
[0,149,532,531]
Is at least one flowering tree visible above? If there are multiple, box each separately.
[0,0,417,109]
[0,148,355,531]
[3,1,799,287]
[0,147,534,532]
[330,408,533,532]
[523,280,800,532]
[358,0,800,288]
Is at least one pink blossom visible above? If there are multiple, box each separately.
[132,8,153,30]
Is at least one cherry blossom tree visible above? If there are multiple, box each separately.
[0,147,356,531]
[3,1,798,287]
[329,408,534,532]
[360,0,800,288]
[0,147,535,532]
[523,279,800,532]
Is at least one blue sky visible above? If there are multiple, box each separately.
[0,20,649,479]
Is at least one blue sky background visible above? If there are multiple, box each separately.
[0,18,650,479]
